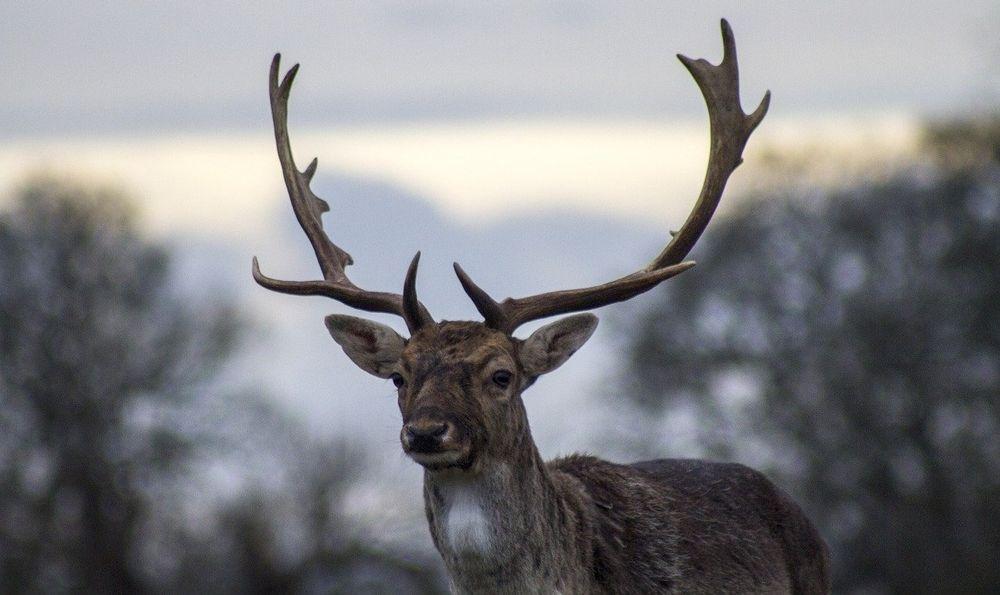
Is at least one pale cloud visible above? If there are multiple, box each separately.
[0,114,920,238]
[296,119,711,224]
[0,133,277,239]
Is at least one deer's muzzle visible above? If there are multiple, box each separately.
[401,410,470,469]
[403,419,450,452]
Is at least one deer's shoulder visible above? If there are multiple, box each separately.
[547,455,684,592]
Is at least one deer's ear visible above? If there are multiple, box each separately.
[519,313,598,378]
[325,314,405,378]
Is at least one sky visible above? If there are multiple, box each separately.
[3,0,999,541]
[3,1,997,236]
[4,1,998,135]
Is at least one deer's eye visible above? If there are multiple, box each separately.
[390,373,405,389]
[492,370,513,389]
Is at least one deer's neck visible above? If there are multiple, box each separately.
[422,443,593,594]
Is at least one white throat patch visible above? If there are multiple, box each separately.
[442,483,493,555]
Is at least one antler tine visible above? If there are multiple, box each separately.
[456,19,768,334]
[648,19,770,269]
[403,252,435,331]
[456,261,696,334]
[453,262,507,329]
[252,54,433,333]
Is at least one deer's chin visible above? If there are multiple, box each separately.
[406,447,474,471]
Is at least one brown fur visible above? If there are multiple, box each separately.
[267,18,821,592]
[385,321,831,594]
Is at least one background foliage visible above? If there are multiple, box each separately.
[1,115,998,595]
[620,118,1000,594]
[0,177,445,594]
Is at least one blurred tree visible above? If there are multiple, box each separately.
[163,396,447,595]
[0,175,446,594]
[619,131,1000,593]
[923,114,1000,170]
[0,176,240,592]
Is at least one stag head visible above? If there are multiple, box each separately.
[325,315,596,471]
[253,19,769,471]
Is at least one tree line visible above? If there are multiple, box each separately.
[2,113,998,594]
[0,176,445,593]
[619,115,1000,594]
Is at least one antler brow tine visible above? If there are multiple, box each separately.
[455,19,770,334]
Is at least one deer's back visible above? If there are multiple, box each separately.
[549,456,831,594]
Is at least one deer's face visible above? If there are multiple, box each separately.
[325,314,597,472]
[393,322,522,470]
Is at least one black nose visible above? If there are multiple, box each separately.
[404,420,449,452]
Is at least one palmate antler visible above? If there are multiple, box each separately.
[454,19,770,333]
[253,19,769,336]
[251,55,434,333]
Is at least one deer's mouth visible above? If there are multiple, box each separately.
[400,420,475,470]
[406,446,474,471]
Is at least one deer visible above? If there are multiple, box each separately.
[252,19,831,595]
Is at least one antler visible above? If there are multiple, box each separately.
[252,54,434,333]
[455,19,770,334]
